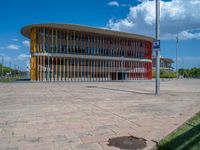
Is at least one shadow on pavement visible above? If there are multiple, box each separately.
[94,86,154,95]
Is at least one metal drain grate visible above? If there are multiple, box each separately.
[107,136,146,150]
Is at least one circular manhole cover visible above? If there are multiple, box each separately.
[107,136,146,150]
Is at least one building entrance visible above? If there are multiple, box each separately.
[117,72,128,80]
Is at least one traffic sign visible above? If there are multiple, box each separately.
[153,40,160,49]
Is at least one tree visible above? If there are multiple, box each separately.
[178,68,200,78]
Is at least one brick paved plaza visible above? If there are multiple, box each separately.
[0,80,200,150]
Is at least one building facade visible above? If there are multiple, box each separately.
[153,57,174,71]
[21,23,153,81]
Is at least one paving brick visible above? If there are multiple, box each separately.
[99,141,121,150]
[0,80,200,149]
[81,134,115,144]
[71,142,103,150]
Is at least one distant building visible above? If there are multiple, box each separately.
[21,23,153,81]
[153,57,174,72]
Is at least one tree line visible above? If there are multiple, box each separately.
[0,64,25,78]
[178,68,200,78]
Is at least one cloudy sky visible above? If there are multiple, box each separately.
[0,0,200,70]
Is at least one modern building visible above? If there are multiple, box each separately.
[153,57,174,72]
[21,23,153,81]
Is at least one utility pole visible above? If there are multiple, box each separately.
[9,61,12,77]
[155,0,160,95]
[14,65,16,78]
[48,53,50,82]
[1,56,3,79]
[18,66,20,78]
[176,35,179,79]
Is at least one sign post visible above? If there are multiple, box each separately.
[155,0,160,95]
[1,56,3,79]
[176,35,179,79]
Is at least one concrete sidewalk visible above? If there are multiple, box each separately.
[0,79,200,149]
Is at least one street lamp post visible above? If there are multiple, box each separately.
[176,35,179,79]
[1,56,3,79]
[14,65,16,78]
[155,0,160,95]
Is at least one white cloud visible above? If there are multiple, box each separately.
[107,1,130,7]
[17,54,30,61]
[22,40,30,47]
[178,29,200,40]
[108,1,119,7]
[106,0,200,40]
[191,0,200,5]
[7,44,20,50]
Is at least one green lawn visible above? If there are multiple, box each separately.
[158,112,200,150]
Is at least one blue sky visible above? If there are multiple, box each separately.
[0,0,200,70]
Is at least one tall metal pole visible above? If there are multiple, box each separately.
[9,61,12,77]
[14,65,16,78]
[176,35,179,79]
[155,0,160,95]
[1,56,3,79]
[48,53,50,82]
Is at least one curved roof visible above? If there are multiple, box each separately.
[160,57,174,63]
[153,57,174,63]
[21,23,154,42]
